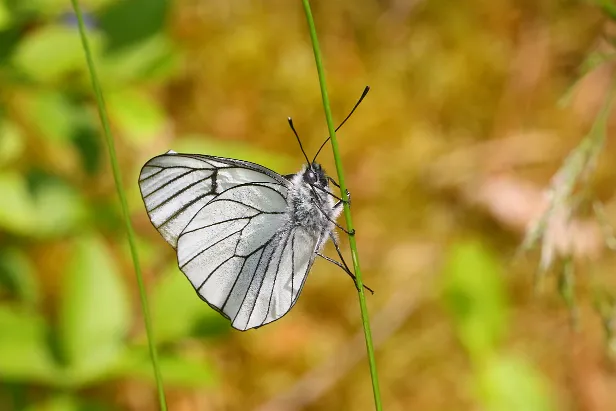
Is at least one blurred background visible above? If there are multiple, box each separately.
[1,0,616,410]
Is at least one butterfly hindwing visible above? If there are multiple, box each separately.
[176,182,319,330]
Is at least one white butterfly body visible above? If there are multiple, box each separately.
[138,150,341,330]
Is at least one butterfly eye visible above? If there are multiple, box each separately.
[304,171,317,184]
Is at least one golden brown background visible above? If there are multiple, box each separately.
[1,1,616,410]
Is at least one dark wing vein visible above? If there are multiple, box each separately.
[231,242,269,324]
[178,154,234,168]
[208,198,285,215]
[291,231,296,301]
[214,181,288,194]
[154,192,214,229]
[219,240,269,312]
[179,228,245,269]
[145,175,213,212]
[177,182,287,238]
[180,216,251,237]
[167,153,290,186]
[142,169,196,200]
[289,231,321,308]
[219,255,249,311]
[244,241,278,329]
[144,157,213,171]
[196,255,236,291]
[138,167,164,182]
[262,232,291,326]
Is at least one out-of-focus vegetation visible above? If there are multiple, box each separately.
[1,0,616,410]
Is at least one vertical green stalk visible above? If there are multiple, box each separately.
[70,1,167,410]
[300,1,383,410]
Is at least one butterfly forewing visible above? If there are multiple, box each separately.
[138,152,286,248]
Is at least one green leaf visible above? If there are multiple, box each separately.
[477,355,556,411]
[24,394,80,411]
[14,0,114,18]
[115,346,216,388]
[0,247,40,307]
[0,171,38,235]
[99,34,179,84]
[0,25,22,64]
[0,120,25,166]
[106,89,166,145]
[0,1,12,31]
[23,393,110,411]
[151,264,227,344]
[441,240,507,360]
[12,24,103,83]
[21,91,78,143]
[98,0,168,51]
[58,234,130,385]
[71,117,102,176]
[31,178,89,237]
[0,171,89,238]
[0,305,58,383]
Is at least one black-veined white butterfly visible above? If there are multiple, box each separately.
[138,87,371,331]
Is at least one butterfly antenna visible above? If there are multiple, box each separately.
[288,117,311,166]
[313,85,370,162]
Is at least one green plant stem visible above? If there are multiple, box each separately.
[300,1,383,410]
[70,1,167,410]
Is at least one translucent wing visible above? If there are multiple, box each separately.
[138,151,289,248]
[177,183,320,330]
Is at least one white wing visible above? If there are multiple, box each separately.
[139,151,319,330]
[138,151,288,248]
[177,183,320,330]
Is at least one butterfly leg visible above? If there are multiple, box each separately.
[333,218,355,236]
[309,192,355,236]
[328,233,374,294]
[317,252,374,294]
[312,184,344,203]
[333,190,351,209]
[312,198,356,236]
[328,176,341,188]
[311,183,351,208]
[328,177,352,207]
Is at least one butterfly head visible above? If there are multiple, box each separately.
[303,162,328,188]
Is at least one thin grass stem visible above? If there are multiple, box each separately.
[300,1,383,410]
[70,1,167,409]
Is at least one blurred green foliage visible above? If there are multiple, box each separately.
[0,0,615,410]
[442,241,555,411]
[442,241,508,361]
[0,1,220,409]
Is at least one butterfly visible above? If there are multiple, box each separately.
[138,87,371,331]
